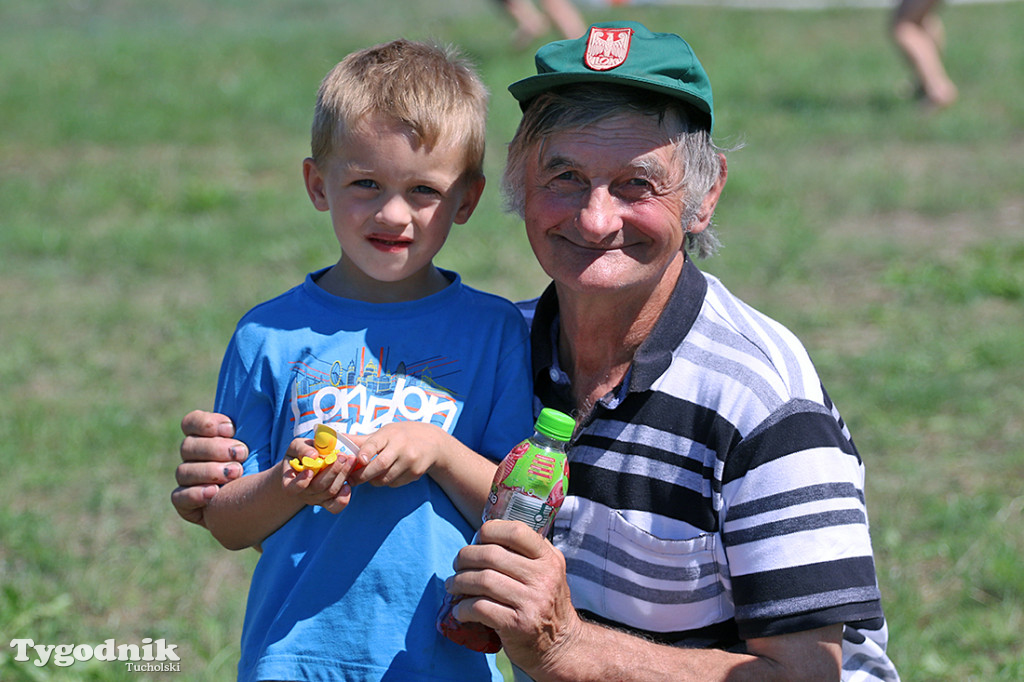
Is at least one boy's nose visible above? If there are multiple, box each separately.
[375,195,412,227]
[576,187,622,243]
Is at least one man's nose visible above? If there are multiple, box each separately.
[375,194,412,226]
[576,186,621,243]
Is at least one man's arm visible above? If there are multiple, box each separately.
[510,616,843,682]
[172,410,248,528]
[447,520,843,682]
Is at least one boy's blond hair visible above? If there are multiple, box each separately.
[311,39,489,178]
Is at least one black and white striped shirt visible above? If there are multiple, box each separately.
[518,258,898,681]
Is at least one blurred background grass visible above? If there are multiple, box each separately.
[1,1,1022,680]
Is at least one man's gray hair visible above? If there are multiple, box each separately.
[502,84,723,258]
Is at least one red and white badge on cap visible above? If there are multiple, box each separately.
[584,27,633,71]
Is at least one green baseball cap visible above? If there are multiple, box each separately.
[508,21,714,132]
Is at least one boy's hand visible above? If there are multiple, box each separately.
[347,422,452,488]
[280,438,359,513]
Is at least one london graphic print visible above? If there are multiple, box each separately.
[288,347,463,437]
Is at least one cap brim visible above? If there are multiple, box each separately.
[508,72,713,129]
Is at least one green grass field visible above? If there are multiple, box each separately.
[1,1,1022,679]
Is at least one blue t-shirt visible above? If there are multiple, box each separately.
[215,268,534,681]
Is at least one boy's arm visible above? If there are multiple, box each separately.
[204,462,304,551]
[426,437,498,528]
[205,449,361,550]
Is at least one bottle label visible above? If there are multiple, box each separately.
[503,491,549,526]
[488,439,568,534]
[496,441,561,493]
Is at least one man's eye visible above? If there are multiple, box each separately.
[617,177,658,198]
[547,171,580,187]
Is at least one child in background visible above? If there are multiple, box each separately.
[495,0,585,49]
[203,39,533,681]
[892,0,958,108]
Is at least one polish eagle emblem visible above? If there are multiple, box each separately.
[584,27,633,71]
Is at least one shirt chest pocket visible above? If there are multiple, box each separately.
[592,510,732,633]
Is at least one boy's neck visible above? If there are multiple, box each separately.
[315,261,451,304]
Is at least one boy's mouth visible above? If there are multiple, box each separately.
[368,235,412,251]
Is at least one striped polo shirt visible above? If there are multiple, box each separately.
[517,257,898,681]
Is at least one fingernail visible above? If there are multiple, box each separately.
[229,445,246,461]
[224,463,242,479]
[217,422,235,437]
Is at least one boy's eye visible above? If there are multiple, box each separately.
[353,179,378,190]
[412,185,440,196]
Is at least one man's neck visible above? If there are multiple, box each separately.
[555,258,683,417]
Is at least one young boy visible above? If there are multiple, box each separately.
[203,39,534,681]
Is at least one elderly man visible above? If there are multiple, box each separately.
[174,22,898,681]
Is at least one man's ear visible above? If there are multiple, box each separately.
[302,157,330,212]
[687,153,728,235]
[453,175,486,225]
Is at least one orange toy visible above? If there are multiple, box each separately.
[289,423,360,473]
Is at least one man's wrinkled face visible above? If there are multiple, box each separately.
[523,112,687,297]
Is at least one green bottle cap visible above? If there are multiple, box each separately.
[535,407,575,442]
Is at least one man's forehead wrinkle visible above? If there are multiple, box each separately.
[539,154,575,172]
[537,145,673,183]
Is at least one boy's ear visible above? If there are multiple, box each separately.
[303,158,330,212]
[453,175,486,225]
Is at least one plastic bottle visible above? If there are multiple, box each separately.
[436,407,575,653]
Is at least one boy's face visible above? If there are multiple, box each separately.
[303,116,484,301]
